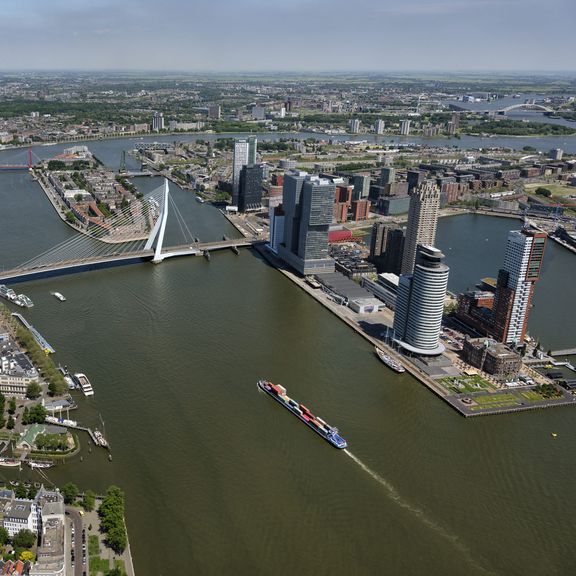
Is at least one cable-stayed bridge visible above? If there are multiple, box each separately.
[0,179,254,285]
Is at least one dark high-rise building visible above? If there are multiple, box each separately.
[407,170,427,192]
[370,222,405,275]
[238,165,263,212]
[278,172,335,275]
[379,167,395,187]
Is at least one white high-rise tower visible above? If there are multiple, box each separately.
[400,181,440,275]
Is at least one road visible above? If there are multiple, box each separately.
[66,507,87,576]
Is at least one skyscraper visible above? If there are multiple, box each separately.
[278,172,335,275]
[232,139,249,205]
[370,222,405,275]
[238,164,263,212]
[349,119,360,133]
[379,167,395,187]
[393,245,449,356]
[208,104,221,120]
[353,174,370,200]
[400,119,411,136]
[267,205,285,254]
[248,136,258,166]
[400,181,440,275]
[491,229,547,345]
[152,111,164,132]
[374,119,385,134]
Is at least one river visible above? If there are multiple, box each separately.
[0,158,576,575]
[1,127,576,171]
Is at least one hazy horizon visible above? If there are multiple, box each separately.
[1,0,574,73]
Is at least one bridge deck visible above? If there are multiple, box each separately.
[0,239,259,284]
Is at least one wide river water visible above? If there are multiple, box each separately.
[0,142,576,575]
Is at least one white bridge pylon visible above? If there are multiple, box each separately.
[145,178,170,263]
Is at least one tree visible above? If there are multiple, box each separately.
[82,490,96,512]
[19,550,34,562]
[12,529,36,549]
[106,525,127,555]
[8,398,16,415]
[99,486,127,554]
[535,187,552,197]
[26,382,42,400]
[61,482,79,505]
[106,568,123,576]
[23,404,46,424]
[14,484,27,499]
[6,416,14,430]
[0,527,8,546]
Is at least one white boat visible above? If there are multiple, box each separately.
[28,461,53,469]
[375,347,406,373]
[17,294,34,307]
[52,292,66,302]
[0,458,21,468]
[73,373,94,396]
[45,415,77,427]
[94,430,108,448]
[64,375,76,390]
[196,196,205,203]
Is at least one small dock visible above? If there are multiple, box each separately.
[46,420,109,450]
[11,312,55,353]
[550,348,576,357]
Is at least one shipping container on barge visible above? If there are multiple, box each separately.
[258,380,347,449]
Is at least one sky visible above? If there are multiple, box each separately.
[0,0,574,72]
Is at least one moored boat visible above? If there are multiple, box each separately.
[0,458,21,467]
[73,373,94,396]
[94,430,108,448]
[17,294,34,308]
[28,461,53,469]
[375,346,405,373]
[258,380,347,449]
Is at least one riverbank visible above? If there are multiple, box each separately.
[254,244,576,418]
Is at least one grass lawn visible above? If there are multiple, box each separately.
[525,182,576,198]
[467,393,523,411]
[89,556,110,576]
[440,374,496,394]
[520,390,545,402]
[88,534,100,556]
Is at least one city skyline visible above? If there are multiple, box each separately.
[0,0,574,72]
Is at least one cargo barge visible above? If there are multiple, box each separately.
[258,380,347,449]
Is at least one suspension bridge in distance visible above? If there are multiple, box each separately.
[0,179,257,285]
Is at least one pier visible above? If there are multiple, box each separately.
[550,348,576,357]
[11,312,55,353]
[47,419,109,449]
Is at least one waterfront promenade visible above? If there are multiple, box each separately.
[255,245,576,418]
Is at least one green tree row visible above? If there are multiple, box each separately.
[99,486,128,554]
